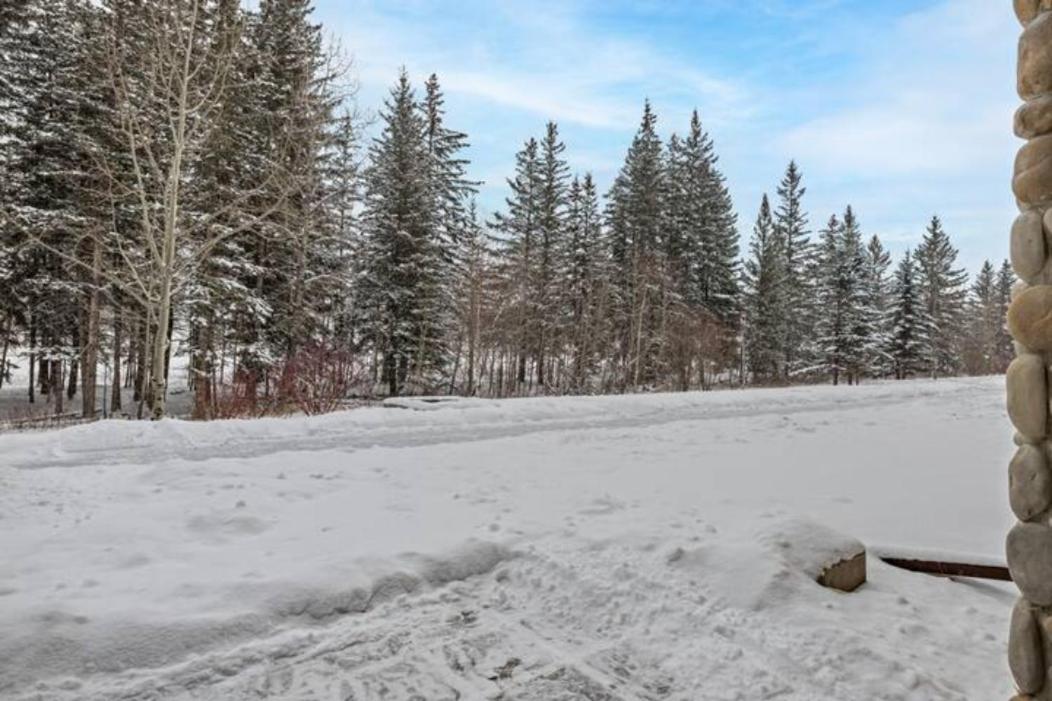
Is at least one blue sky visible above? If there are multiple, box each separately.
[314,0,1019,273]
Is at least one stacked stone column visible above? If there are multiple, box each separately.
[1007,2,1052,699]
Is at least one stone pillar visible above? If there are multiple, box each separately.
[1007,3,1052,699]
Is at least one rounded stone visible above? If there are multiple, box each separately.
[1020,13,1052,99]
[1010,444,1052,521]
[1007,522,1052,606]
[1014,280,1031,303]
[1014,135,1052,207]
[1017,96,1052,140]
[1017,0,1052,26]
[1006,354,1048,441]
[1010,597,1045,694]
[1009,285,1052,351]
[1013,210,1047,281]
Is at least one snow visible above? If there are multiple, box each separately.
[0,376,1017,699]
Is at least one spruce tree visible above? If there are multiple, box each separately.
[565,173,606,391]
[963,260,999,375]
[995,260,1016,373]
[863,235,893,375]
[492,137,542,390]
[886,250,931,379]
[606,101,666,387]
[743,194,783,382]
[915,215,968,378]
[534,121,570,389]
[359,70,437,395]
[772,160,813,379]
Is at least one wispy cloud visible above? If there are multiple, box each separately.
[329,0,752,130]
[772,0,1018,267]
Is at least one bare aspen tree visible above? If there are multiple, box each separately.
[84,0,285,419]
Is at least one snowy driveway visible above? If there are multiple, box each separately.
[0,377,1017,699]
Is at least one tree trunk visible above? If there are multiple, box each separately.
[67,357,78,401]
[39,352,50,397]
[112,308,123,413]
[81,238,102,418]
[151,294,172,420]
[28,320,35,403]
[51,360,63,414]
[192,323,213,420]
[0,315,10,390]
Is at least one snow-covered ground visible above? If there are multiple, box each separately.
[0,376,1018,700]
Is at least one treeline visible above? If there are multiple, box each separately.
[0,0,1013,421]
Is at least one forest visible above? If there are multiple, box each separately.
[0,0,1016,421]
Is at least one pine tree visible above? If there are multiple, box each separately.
[915,215,968,378]
[326,109,364,349]
[454,200,488,396]
[813,207,871,385]
[359,70,444,395]
[886,250,931,379]
[492,137,542,391]
[963,261,999,375]
[743,194,783,382]
[565,173,607,391]
[772,160,813,379]
[995,260,1016,373]
[606,101,666,387]
[685,110,739,323]
[534,121,570,389]
[8,0,95,409]
[863,235,893,375]
[254,0,342,360]
[813,214,845,383]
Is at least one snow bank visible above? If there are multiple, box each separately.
[2,375,995,470]
[0,540,512,689]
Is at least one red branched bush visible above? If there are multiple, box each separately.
[274,342,361,416]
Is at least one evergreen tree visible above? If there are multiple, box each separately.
[863,234,893,375]
[534,121,570,389]
[963,260,1000,375]
[743,194,783,382]
[606,101,666,387]
[915,215,968,377]
[492,137,542,390]
[359,70,439,395]
[886,250,931,379]
[772,160,813,378]
[813,207,871,385]
[665,110,739,329]
[995,260,1016,373]
[254,0,342,360]
[565,173,607,391]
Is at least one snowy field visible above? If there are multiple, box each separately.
[0,376,1018,700]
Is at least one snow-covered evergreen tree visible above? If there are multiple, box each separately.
[534,121,570,389]
[743,195,783,382]
[665,110,739,327]
[492,137,542,390]
[565,173,607,391]
[915,215,968,378]
[886,250,931,379]
[995,260,1016,372]
[772,161,814,379]
[814,208,874,384]
[863,234,893,375]
[606,101,666,387]
[961,261,1000,375]
[359,70,441,395]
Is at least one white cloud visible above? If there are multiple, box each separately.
[780,0,1017,179]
